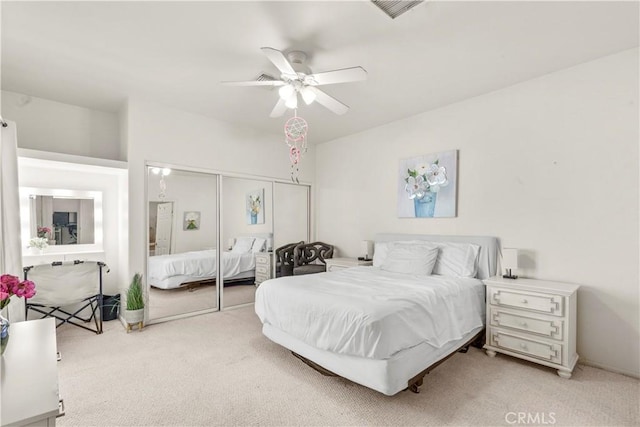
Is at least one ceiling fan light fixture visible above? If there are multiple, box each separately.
[278,84,295,100]
[285,93,298,109]
[300,87,316,105]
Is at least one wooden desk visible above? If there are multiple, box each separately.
[1,318,61,427]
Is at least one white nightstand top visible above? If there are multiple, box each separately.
[327,257,373,267]
[483,275,580,295]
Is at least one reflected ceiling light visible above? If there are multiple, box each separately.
[162,168,171,176]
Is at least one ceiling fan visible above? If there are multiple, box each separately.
[222,47,367,117]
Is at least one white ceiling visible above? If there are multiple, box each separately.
[2,1,638,143]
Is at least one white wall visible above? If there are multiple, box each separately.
[18,152,129,296]
[125,98,315,313]
[315,49,639,377]
[1,90,122,161]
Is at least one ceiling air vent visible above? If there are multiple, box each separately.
[256,73,276,82]
[371,0,424,19]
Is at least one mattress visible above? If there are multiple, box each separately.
[255,266,485,359]
[148,250,256,289]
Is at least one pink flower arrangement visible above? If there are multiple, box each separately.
[37,226,52,238]
[0,274,36,310]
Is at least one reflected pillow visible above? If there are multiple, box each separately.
[231,237,255,254]
[380,246,439,276]
[251,237,267,253]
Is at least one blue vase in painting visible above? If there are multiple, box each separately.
[250,213,257,224]
[414,192,437,218]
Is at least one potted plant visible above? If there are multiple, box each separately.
[123,273,144,332]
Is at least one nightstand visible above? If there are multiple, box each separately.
[254,252,272,286]
[325,257,373,272]
[483,276,580,378]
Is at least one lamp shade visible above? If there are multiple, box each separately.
[361,240,374,259]
[228,238,235,250]
[266,237,273,251]
[502,248,519,270]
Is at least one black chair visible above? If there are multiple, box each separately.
[24,261,108,334]
[293,242,334,276]
[275,241,303,277]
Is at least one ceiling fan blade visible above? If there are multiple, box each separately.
[270,98,288,118]
[306,67,367,86]
[221,80,285,87]
[261,47,297,77]
[307,86,349,115]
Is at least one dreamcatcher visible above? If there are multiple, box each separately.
[284,111,308,183]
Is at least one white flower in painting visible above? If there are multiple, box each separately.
[425,164,448,192]
[185,212,198,222]
[416,163,429,176]
[405,175,428,199]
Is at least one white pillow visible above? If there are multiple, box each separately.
[380,246,439,276]
[373,240,434,267]
[231,237,255,254]
[373,242,391,267]
[251,237,267,253]
[432,242,480,278]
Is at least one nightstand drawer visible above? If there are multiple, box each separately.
[256,255,270,265]
[256,265,269,275]
[490,331,562,364]
[490,307,563,340]
[489,288,564,317]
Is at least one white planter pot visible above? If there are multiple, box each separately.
[123,308,144,324]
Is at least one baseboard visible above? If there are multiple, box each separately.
[579,358,640,379]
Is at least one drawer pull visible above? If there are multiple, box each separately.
[521,299,528,304]
[520,343,528,350]
[520,322,528,328]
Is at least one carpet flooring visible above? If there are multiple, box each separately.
[55,306,639,426]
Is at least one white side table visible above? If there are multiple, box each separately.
[325,257,373,272]
[483,276,580,378]
[254,252,273,286]
[1,318,62,426]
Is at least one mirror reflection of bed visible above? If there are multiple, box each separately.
[147,167,221,320]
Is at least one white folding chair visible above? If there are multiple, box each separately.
[24,261,107,334]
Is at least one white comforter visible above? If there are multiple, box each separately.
[255,267,485,359]
[148,250,255,282]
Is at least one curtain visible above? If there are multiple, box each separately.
[0,121,25,322]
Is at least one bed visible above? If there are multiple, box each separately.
[149,235,271,289]
[255,233,499,396]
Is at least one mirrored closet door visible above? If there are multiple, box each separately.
[221,176,273,308]
[147,166,219,320]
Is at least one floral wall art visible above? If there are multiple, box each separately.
[398,150,458,218]
[246,189,264,225]
[183,211,201,230]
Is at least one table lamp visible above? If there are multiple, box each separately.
[502,248,519,279]
[361,240,374,261]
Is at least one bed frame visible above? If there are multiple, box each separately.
[292,329,485,394]
[265,233,500,395]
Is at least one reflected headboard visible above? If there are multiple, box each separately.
[374,233,500,280]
